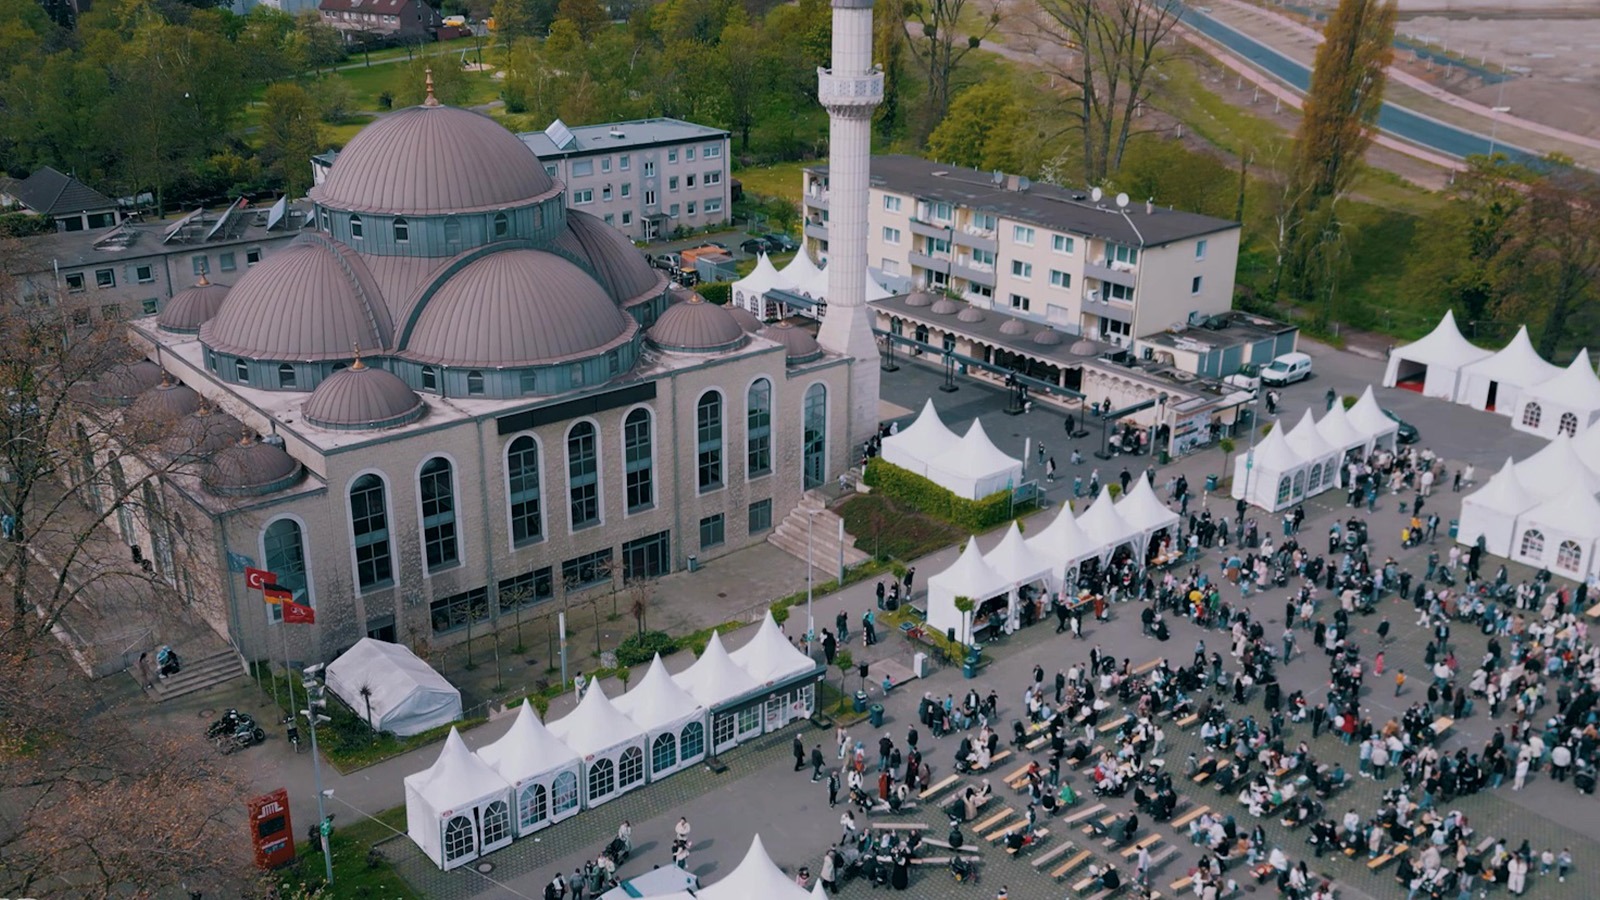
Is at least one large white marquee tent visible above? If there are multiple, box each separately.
[1512,348,1600,439]
[727,611,823,732]
[695,835,814,900]
[1382,309,1492,399]
[1457,458,1539,558]
[326,638,462,737]
[673,631,764,753]
[1461,433,1600,580]
[1348,387,1401,453]
[612,654,708,781]
[1456,325,1562,415]
[404,728,513,870]
[923,418,1025,500]
[927,536,1006,644]
[1026,504,1101,588]
[730,252,891,320]
[474,701,582,837]
[1116,476,1181,553]
[1231,426,1308,512]
[1284,409,1340,495]
[1316,402,1368,457]
[1077,487,1143,560]
[880,399,958,476]
[546,683,648,809]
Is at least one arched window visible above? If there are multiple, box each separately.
[1523,402,1542,429]
[480,800,511,848]
[350,475,394,590]
[618,745,645,788]
[696,392,723,492]
[1561,412,1579,436]
[914,324,929,344]
[444,217,461,247]
[421,366,438,392]
[587,757,616,800]
[1520,529,1545,558]
[747,379,772,477]
[1292,471,1305,498]
[419,457,459,572]
[624,408,653,512]
[1308,462,1322,492]
[277,363,296,389]
[551,771,579,814]
[467,370,485,395]
[1558,540,1582,572]
[393,216,409,242]
[804,384,826,489]
[507,436,542,546]
[680,721,705,761]
[263,518,311,622]
[493,212,510,238]
[517,782,548,831]
[568,422,599,529]
[651,731,678,774]
[442,814,475,862]
[1276,476,1291,505]
[349,215,363,239]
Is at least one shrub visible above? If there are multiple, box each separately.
[861,459,1027,532]
[699,281,732,305]
[615,630,678,665]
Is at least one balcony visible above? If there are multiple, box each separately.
[908,218,952,240]
[907,251,951,274]
[804,190,829,209]
[1082,290,1134,324]
[952,257,995,287]
[804,221,829,241]
[953,228,998,253]
[1084,259,1137,288]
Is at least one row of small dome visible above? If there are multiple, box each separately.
[904,290,1098,351]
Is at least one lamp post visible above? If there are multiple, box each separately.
[1239,391,1263,515]
[301,664,335,888]
[1487,65,1510,159]
[939,349,959,393]
[805,507,822,646]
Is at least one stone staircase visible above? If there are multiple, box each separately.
[767,490,871,575]
[146,650,248,702]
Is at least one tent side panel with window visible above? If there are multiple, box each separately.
[327,638,463,737]
[1512,349,1600,439]
[546,684,649,808]
[1025,505,1106,588]
[728,612,825,732]
[1456,325,1561,415]
[404,728,514,870]
[1230,428,1307,512]
[1512,492,1600,580]
[612,655,709,780]
[673,631,764,753]
[475,701,584,835]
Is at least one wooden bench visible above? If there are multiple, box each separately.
[1175,713,1200,730]
[973,808,1015,835]
[1171,875,1195,892]
[1034,840,1076,869]
[1052,849,1094,881]
[1120,833,1162,858]
[1097,714,1130,735]
[1368,843,1409,870]
[1132,657,1162,675]
[984,816,1025,843]
[1026,733,1052,753]
[1003,763,1033,790]
[919,837,966,850]
[1431,717,1454,740]
[1080,812,1119,836]
[919,774,960,801]
[1587,602,1600,619]
[870,822,928,831]
[1195,761,1228,785]
[1063,802,1108,826]
[910,854,979,865]
[1145,844,1179,870]
[1005,828,1051,855]
[1171,804,1210,829]
[973,750,1013,772]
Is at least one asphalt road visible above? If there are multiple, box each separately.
[1177,2,1542,167]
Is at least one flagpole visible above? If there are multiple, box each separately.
[280,611,297,720]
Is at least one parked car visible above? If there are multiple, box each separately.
[740,236,777,255]
[1224,362,1261,396]
[698,241,729,252]
[762,232,799,252]
[651,252,682,271]
[1383,408,1420,443]
[1261,351,1312,386]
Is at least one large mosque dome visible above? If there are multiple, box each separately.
[550,209,667,306]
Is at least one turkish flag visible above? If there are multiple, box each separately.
[282,601,316,625]
[263,585,292,605]
[245,567,277,591]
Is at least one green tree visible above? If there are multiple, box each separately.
[260,82,323,199]
[926,80,1020,171]
[1397,158,1525,326]
[874,0,907,142]
[556,0,608,41]
[391,58,472,107]
[713,12,764,151]
[902,0,1001,137]
[1492,170,1600,358]
[492,0,541,41]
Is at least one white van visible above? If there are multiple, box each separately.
[1261,352,1312,387]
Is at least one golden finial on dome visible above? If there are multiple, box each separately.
[423,68,440,108]
[196,273,210,286]
[351,342,366,370]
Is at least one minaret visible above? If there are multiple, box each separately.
[816,0,884,451]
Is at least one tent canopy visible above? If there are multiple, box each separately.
[1457,325,1561,411]
[1514,435,1600,501]
[732,253,782,315]
[1284,409,1335,463]
[1347,387,1400,446]
[695,835,814,900]
[1077,487,1142,551]
[1524,348,1600,407]
[924,418,1024,500]
[327,638,462,737]
[673,631,760,709]
[475,700,580,787]
[1464,457,1537,517]
[1383,309,1491,398]
[1315,403,1367,453]
[927,536,1007,638]
[1116,476,1180,536]
[612,654,705,733]
[778,248,828,298]
[983,522,1052,588]
[1231,427,1308,512]
[880,399,957,475]
[1026,505,1103,568]
[1456,457,1538,557]
[1524,491,1600,539]
[546,682,645,758]
[728,611,817,686]
[404,728,512,868]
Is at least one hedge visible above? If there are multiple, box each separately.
[699,282,732,305]
[862,458,1026,532]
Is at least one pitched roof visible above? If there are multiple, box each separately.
[318,0,425,13]
[6,166,116,216]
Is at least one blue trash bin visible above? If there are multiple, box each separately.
[853,691,868,713]
[1449,519,1459,539]
[869,704,885,727]
[1205,474,1219,492]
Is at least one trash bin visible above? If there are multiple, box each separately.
[885,595,899,612]
[869,703,885,727]
[1449,519,1459,540]
[1159,449,1170,465]
[687,555,699,572]
[1205,474,1219,492]
[962,653,981,680]
[853,691,869,713]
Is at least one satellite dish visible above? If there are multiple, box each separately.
[1115,193,1130,209]
[1090,187,1103,203]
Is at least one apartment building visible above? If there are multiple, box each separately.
[803,155,1241,345]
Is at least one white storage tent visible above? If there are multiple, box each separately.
[1456,457,1539,558]
[928,536,1007,644]
[880,398,957,476]
[1315,402,1368,458]
[546,683,648,809]
[404,728,514,870]
[1513,435,1600,502]
[1116,476,1181,556]
[1512,491,1600,580]
[924,418,1024,500]
[613,654,707,780]
[1513,349,1600,439]
[1026,504,1104,589]
[327,638,462,737]
[476,701,582,836]
[1283,409,1340,496]
[1347,387,1401,453]
[695,835,813,900]
[1231,427,1308,512]
[1077,486,1143,560]
[1382,309,1492,399]
[673,631,763,753]
[1456,325,1560,414]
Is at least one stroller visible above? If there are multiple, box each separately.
[602,835,630,866]
[950,855,978,883]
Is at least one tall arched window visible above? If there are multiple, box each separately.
[651,731,678,774]
[493,212,510,238]
[349,215,363,239]
[1561,412,1579,436]
[1292,471,1305,498]
[277,363,296,389]
[444,216,461,248]
[350,474,394,590]
[624,408,653,512]
[696,392,723,492]
[680,721,705,761]
[480,800,511,849]
[442,815,475,863]
[506,436,542,546]
[1308,462,1322,492]
[568,422,599,529]
[263,517,311,622]
[803,384,827,489]
[517,782,548,831]
[587,757,616,800]
[419,458,459,572]
[393,216,409,242]
[618,745,645,787]
[1520,528,1545,558]
[551,771,579,815]
[1523,402,1542,429]
[1558,540,1582,572]
[747,379,772,477]
[1276,476,1291,505]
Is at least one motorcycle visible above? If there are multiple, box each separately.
[207,708,266,754]
[156,645,181,678]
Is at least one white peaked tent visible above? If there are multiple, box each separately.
[812,881,829,899]
[1513,491,1600,579]
[1574,418,1600,474]
[880,398,957,476]
[1284,409,1340,496]
[695,835,814,900]
[729,611,817,685]
[1116,476,1181,553]
[1456,457,1539,558]
[1026,504,1105,587]
[983,522,1054,628]
[1513,349,1600,439]
[1457,325,1561,414]
[1077,486,1143,559]
[1382,309,1491,398]
[404,728,514,870]
[613,655,708,780]
[1231,427,1308,512]
[476,701,582,836]
[1316,402,1368,457]
[924,418,1025,500]
[546,683,648,808]
[928,537,1007,643]
[1513,435,1600,502]
[733,253,783,317]
[326,638,462,737]
[672,631,763,753]
[1347,387,1401,452]
[779,247,829,299]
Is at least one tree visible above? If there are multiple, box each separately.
[926,80,1021,171]
[902,0,1001,136]
[492,0,542,41]
[834,647,855,697]
[1491,169,1600,358]
[1277,0,1396,303]
[260,82,323,199]
[873,0,908,142]
[1027,0,1183,185]
[556,0,607,42]
[713,13,764,151]
[1398,157,1525,327]
[293,9,346,74]
[390,57,473,107]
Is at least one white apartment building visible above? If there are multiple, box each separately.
[803,155,1241,345]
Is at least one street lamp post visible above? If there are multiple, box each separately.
[301,665,335,888]
[939,349,959,393]
[1487,65,1510,159]
[1238,392,1263,517]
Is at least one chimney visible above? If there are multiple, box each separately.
[1145,198,1154,215]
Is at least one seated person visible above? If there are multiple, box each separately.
[1119,814,1139,844]
[1004,829,1025,852]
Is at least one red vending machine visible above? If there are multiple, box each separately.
[248,788,296,869]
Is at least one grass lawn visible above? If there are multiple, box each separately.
[321,64,501,113]
[268,805,418,899]
[734,160,815,204]
[1157,55,1289,157]
[840,493,967,564]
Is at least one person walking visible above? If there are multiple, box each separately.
[1395,670,1406,696]
[862,610,877,646]
[1281,628,1295,663]
[675,817,692,844]
[903,567,916,597]
[827,770,840,807]
[1377,617,1390,645]
[822,629,837,666]
[840,810,858,844]
[1046,456,1057,483]
[811,744,826,781]
[793,734,806,772]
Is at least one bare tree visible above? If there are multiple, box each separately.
[902,0,1003,136]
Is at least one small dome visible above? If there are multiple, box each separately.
[311,102,556,215]
[95,360,163,405]
[403,249,636,367]
[1071,339,1100,355]
[550,210,668,306]
[204,434,302,497]
[1032,329,1063,346]
[157,275,230,333]
[129,376,201,435]
[929,298,960,315]
[904,290,937,307]
[999,319,1029,336]
[648,294,746,353]
[302,360,425,430]
[165,402,241,461]
[957,306,986,323]
[725,305,764,334]
[762,321,823,366]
